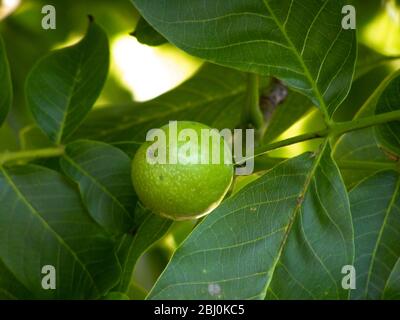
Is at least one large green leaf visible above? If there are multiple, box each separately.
[114,206,172,292]
[26,19,109,144]
[0,34,12,126]
[60,140,137,235]
[132,0,357,118]
[73,64,247,142]
[349,171,400,300]
[148,142,354,300]
[333,70,400,188]
[0,165,120,299]
[375,75,400,157]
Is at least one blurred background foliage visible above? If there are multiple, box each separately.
[0,0,400,295]
[0,0,201,152]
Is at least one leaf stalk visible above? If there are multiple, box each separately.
[243,73,264,130]
[1,110,399,167]
[238,109,400,164]
[331,110,400,136]
[0,146,65,166]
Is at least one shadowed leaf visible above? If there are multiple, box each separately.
[148,142,354,300]
[375,74,400,157]
[349,171,400,300]
[0,165,120,299]
[114,205,172,292]
[132,17,167,46]
[334,70,400,188]
[60,140,137,235]
[0,34,12,126]
[73,64,247,142]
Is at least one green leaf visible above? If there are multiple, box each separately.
[0,34,12,126]
[127,282,148,300]
[355,44,400,80]
[115,206,172,292]
[384,259,400,300]
[0,123,18,152]
[132,17,167,46]
[231,173,263,196]
[19,125,54,150]
[333,61,394,123]
[333,70,400,188]
[112,141,142,158]
[26,18,109,144]
[60,140,137,235]
[148,142,354,300]
[132,0,357,118]
[103,292,130,300]
[73,63,247,142]
[375,74,400,157]
[0,259,31,300]
[0,165,120,299]
[349,171,400,300]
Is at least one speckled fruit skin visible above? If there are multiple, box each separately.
[131,121,234,220]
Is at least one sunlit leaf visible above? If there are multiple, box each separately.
[26,19,109,143]
[132,0,357,118]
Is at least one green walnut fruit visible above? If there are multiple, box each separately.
[131,121,233,220]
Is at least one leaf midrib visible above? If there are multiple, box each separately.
[261,0,328,118]
[0,167,101,296]
[261,140,328,299]
[56,47,85,144]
